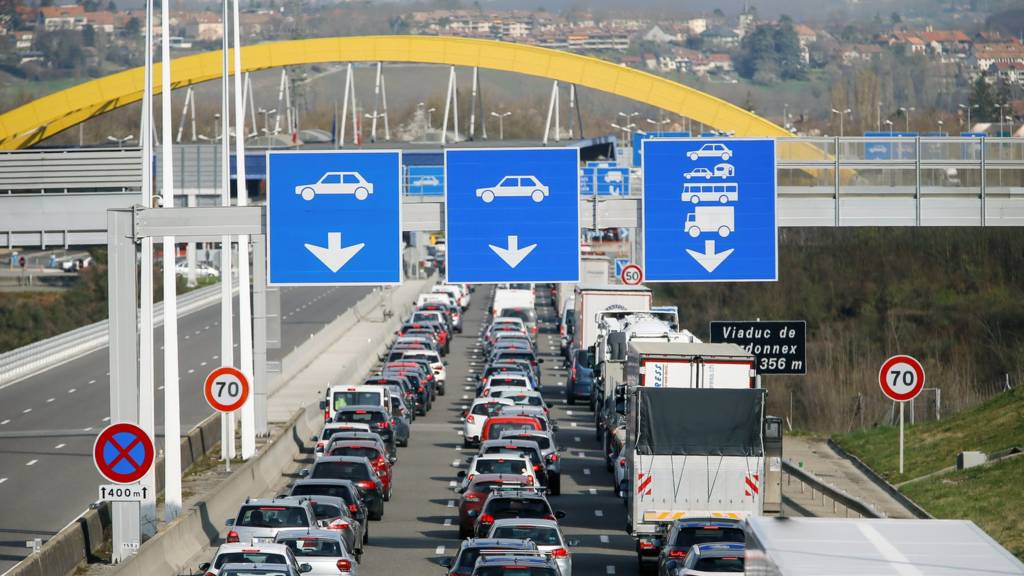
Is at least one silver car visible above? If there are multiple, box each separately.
[485,517,576,576]
[283,495,363,561]
[497,430,562,495]
[225,498,318,545]
[275,529,358,576]
[198,542,304,576]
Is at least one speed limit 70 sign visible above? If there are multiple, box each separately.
[879,355,925,402]
[204,367,250,413]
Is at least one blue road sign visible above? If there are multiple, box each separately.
[445,148,580,283]
[267,150,402,285]
[643,138,777,282]
[864,132,917,160]
[614,258,630,278]
[580,163,630,196]
[632,131,690,166]
[407,165,444,196]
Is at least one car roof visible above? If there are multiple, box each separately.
[328,440,381,450]
[467,473,531,484]
[692,542,745,557]
[315,455,371,464]
[471,397,515,406]
[490,517,561,529]
[242,498,309,508]
[485,416,540,424]
[217,562,295,573]
[474,555,555,568]
[461,538,539,550]
[286,494,345,507]
[481,439,541,450]
[216,542,290,554]
[334,406,387,413]
[291,478,356,488]
[673,518,743,529]
[474,453,530,462]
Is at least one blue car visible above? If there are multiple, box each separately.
[566,349,593,405]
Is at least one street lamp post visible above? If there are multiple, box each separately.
[997,104,1007,136]
[884,119,894,135]
[959,104,978,132]
[899,106,915,133]
[257,108,276,143]
[831,108,852,137]
[490,111,512,140]
[937,119,944,135]
[106,135,134,147]
[617,111,640,142]
[645,117,670,136]
[610,122,636,142]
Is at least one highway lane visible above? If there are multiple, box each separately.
[0,284,370,572]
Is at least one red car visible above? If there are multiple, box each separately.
[457,473,531,539]
[326,440,394,499]
[480,416,542,442]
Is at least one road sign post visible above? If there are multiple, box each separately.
[204,366,250,472]
[267,150,403,285]
[879,354,925,475]
[642,138,777,282]
[445,148,580,283]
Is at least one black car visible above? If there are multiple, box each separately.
[381,370,431,414]
[473,489,564,537]
[441,538,540,576]
[332,406,396,455]
[566,348,593,405]
[305,456,385,521]
[655,518,744,575]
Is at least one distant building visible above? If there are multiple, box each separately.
[685,17,707,36]
[40,5,87,31]
[702,26,740,50]
[989,62,1023,85]
[643,25,679,45]
[183,12,224,42]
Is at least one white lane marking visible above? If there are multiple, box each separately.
[0,478,6,485]
[22,408,31,414]
[600,535,610,543]
[83,427,93,432]
[184,335,190,340]
[449,480,457,488]
[451,460,461,467]
[462,394,470,400]
[213,355,219,360]
[558,381,565,387]
[595,510,604,517]
[204,325,211,330]
[454,446,462,452]
[54,443,66,449]
[577,452,586,458]
[435,545,445,556]
[157,385,165,390]
[188,369,195,374]
[583,468,591,476]
[101,416,110,422]
[567,410,574,416]
[589,488,598,495]
[457,430,464,436]
[68,388,76,394]
[444,518,453,526]
[25,459,38,466]
[0,420,9,425]
[606,566,616,575]
[200,361,208,367]
[570,422,577,428]
[447,500,455,508]
[88,379,96,384]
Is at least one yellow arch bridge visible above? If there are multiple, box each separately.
[0,35,795,150]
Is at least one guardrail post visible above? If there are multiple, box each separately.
[980,138,987,226]
[253,233,269,436]
[834,137,840,226]
[107,208,141,562]
[915,137,921,226]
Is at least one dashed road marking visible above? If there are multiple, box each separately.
[606,566,616,575]
[187,369,195,374]
[600,535,610,543]
[0,478,6,485]
[101,416,110,422]
[435,545,445,556]
[583,468,591,476]
[595,510,604,517]
[88,379,96,384]
[200,361,207,367]
[451,460,461,467]
[68,388,76,394]
[589,488,598,495]
[83,427,93,431]
[566,410,574,416]
[447,500,455,508]
[444,518,453,526]
[157,385,165,390]
[54,443,65,449]
[574,437,581,443]
[570,422,577,428]
[454,446,462,451]
[0,420,8,425]
[22,408,31,414]
[577,452,586,458]
[449,480,457,488]
[25,459,38,466]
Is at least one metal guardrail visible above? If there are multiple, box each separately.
[782,460,882,519]
[0,281,228,388]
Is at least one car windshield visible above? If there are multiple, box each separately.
[279,538,345,558]
[332,392,381,410]
[574,350,591,369]
[290,484,356,506]
[475,459,527,475]
[694,557,745,572]
[506,395,544,407]
[329,446,381,460]
[471,403,506,416]
[334,410,386,424]
[312,461,371,481]
[674,527,745,548]
[214,552,287,568]
[506,435,550,450]
[221,570,290,576]
[236,506,308,528]
[489,378,528,388]
[494,352,535,364]
[486,498,550,518]
[491,526,561,546]
[485,448,541,467]
[488,422,537,437]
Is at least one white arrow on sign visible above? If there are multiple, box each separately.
[686,240,734,273]
[488,235,537,269]
[304,232,365,272]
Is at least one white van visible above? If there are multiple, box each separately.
[321,385,392,423]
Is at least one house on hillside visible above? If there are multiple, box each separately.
[40,5,86,31]
[702,26,739,50]
[183,12,224,42]
[643,25,679,45]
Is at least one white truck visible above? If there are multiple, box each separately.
[491,286,534,317]
[572,284,653,356]
[624,341,756,390]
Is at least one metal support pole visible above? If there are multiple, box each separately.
[899,401,905,475]
[274,70,286,135]
[567,84,576,139]
[220,0,235,465]
[340,64,352,147]
[244,73,256,138]
[107,209,140,563]
[453,67,460,143]
[371,62,382,143]
[980,137,987,226]
[554,82,561,142]
[469,66,479,141]
[915,137,921,226]
[543,80,558,145]
[574,85,585,139]
[442,66,454,146]
[176,87,191,143]
[253,233,269,435]
[186,192,197,288]
[834,136,841,226]
[380,70,390,141]
[348,64,358,145]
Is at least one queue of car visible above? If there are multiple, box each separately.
[199,285,472,576]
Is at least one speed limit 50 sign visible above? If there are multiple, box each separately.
[879,355,925,402]
[620,264,643,285]
[204,367,250,412]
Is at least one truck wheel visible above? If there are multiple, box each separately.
[688,226,701,238]
[718,226,731,238]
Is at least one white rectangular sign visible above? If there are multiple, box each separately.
[98,484,149,502]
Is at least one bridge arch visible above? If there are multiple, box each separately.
[0,35,792,150]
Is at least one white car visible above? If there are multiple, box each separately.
[198,542,303,576]
[476,175,549,203]
[401,349,446,384]
[462,397,515,447]
[296,172,373,201]
[458,453,539,491]
[683,167,713,180]
[432,284,469,309]
[481,374,533,397]
[486,518,574,576]
[313,422,372,456]
[687,143,732,161]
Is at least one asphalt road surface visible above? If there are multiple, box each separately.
[0,285,370,572]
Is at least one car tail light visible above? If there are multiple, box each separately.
[639,541,657,550]
[316,441,325,451]
[226,530,239,543]
[527,476,535,485]
[329,519,351,531]
[669,550,687,558]
[547,454,558,463]
[464,493,482,503]
[337,559,353,571]
[619,457,626,467]
[531,326,538,335]
[348,504,360,514]
[560,325,566,337]
[479,513,494,525]
[482,389,490,397]
[324,410,330,422]
[466,414,475,424]
[418,386,425,393]
[550,547,569,558]
[544,514,555,520]
[356,480,376,490]
[533,464,541,471]
[377,420,391,429]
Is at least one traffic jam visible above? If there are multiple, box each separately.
[197,280,773,576]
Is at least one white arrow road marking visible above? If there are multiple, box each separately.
[305,232,365,273]
[488,235,537,268]
[686,240,734,273]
